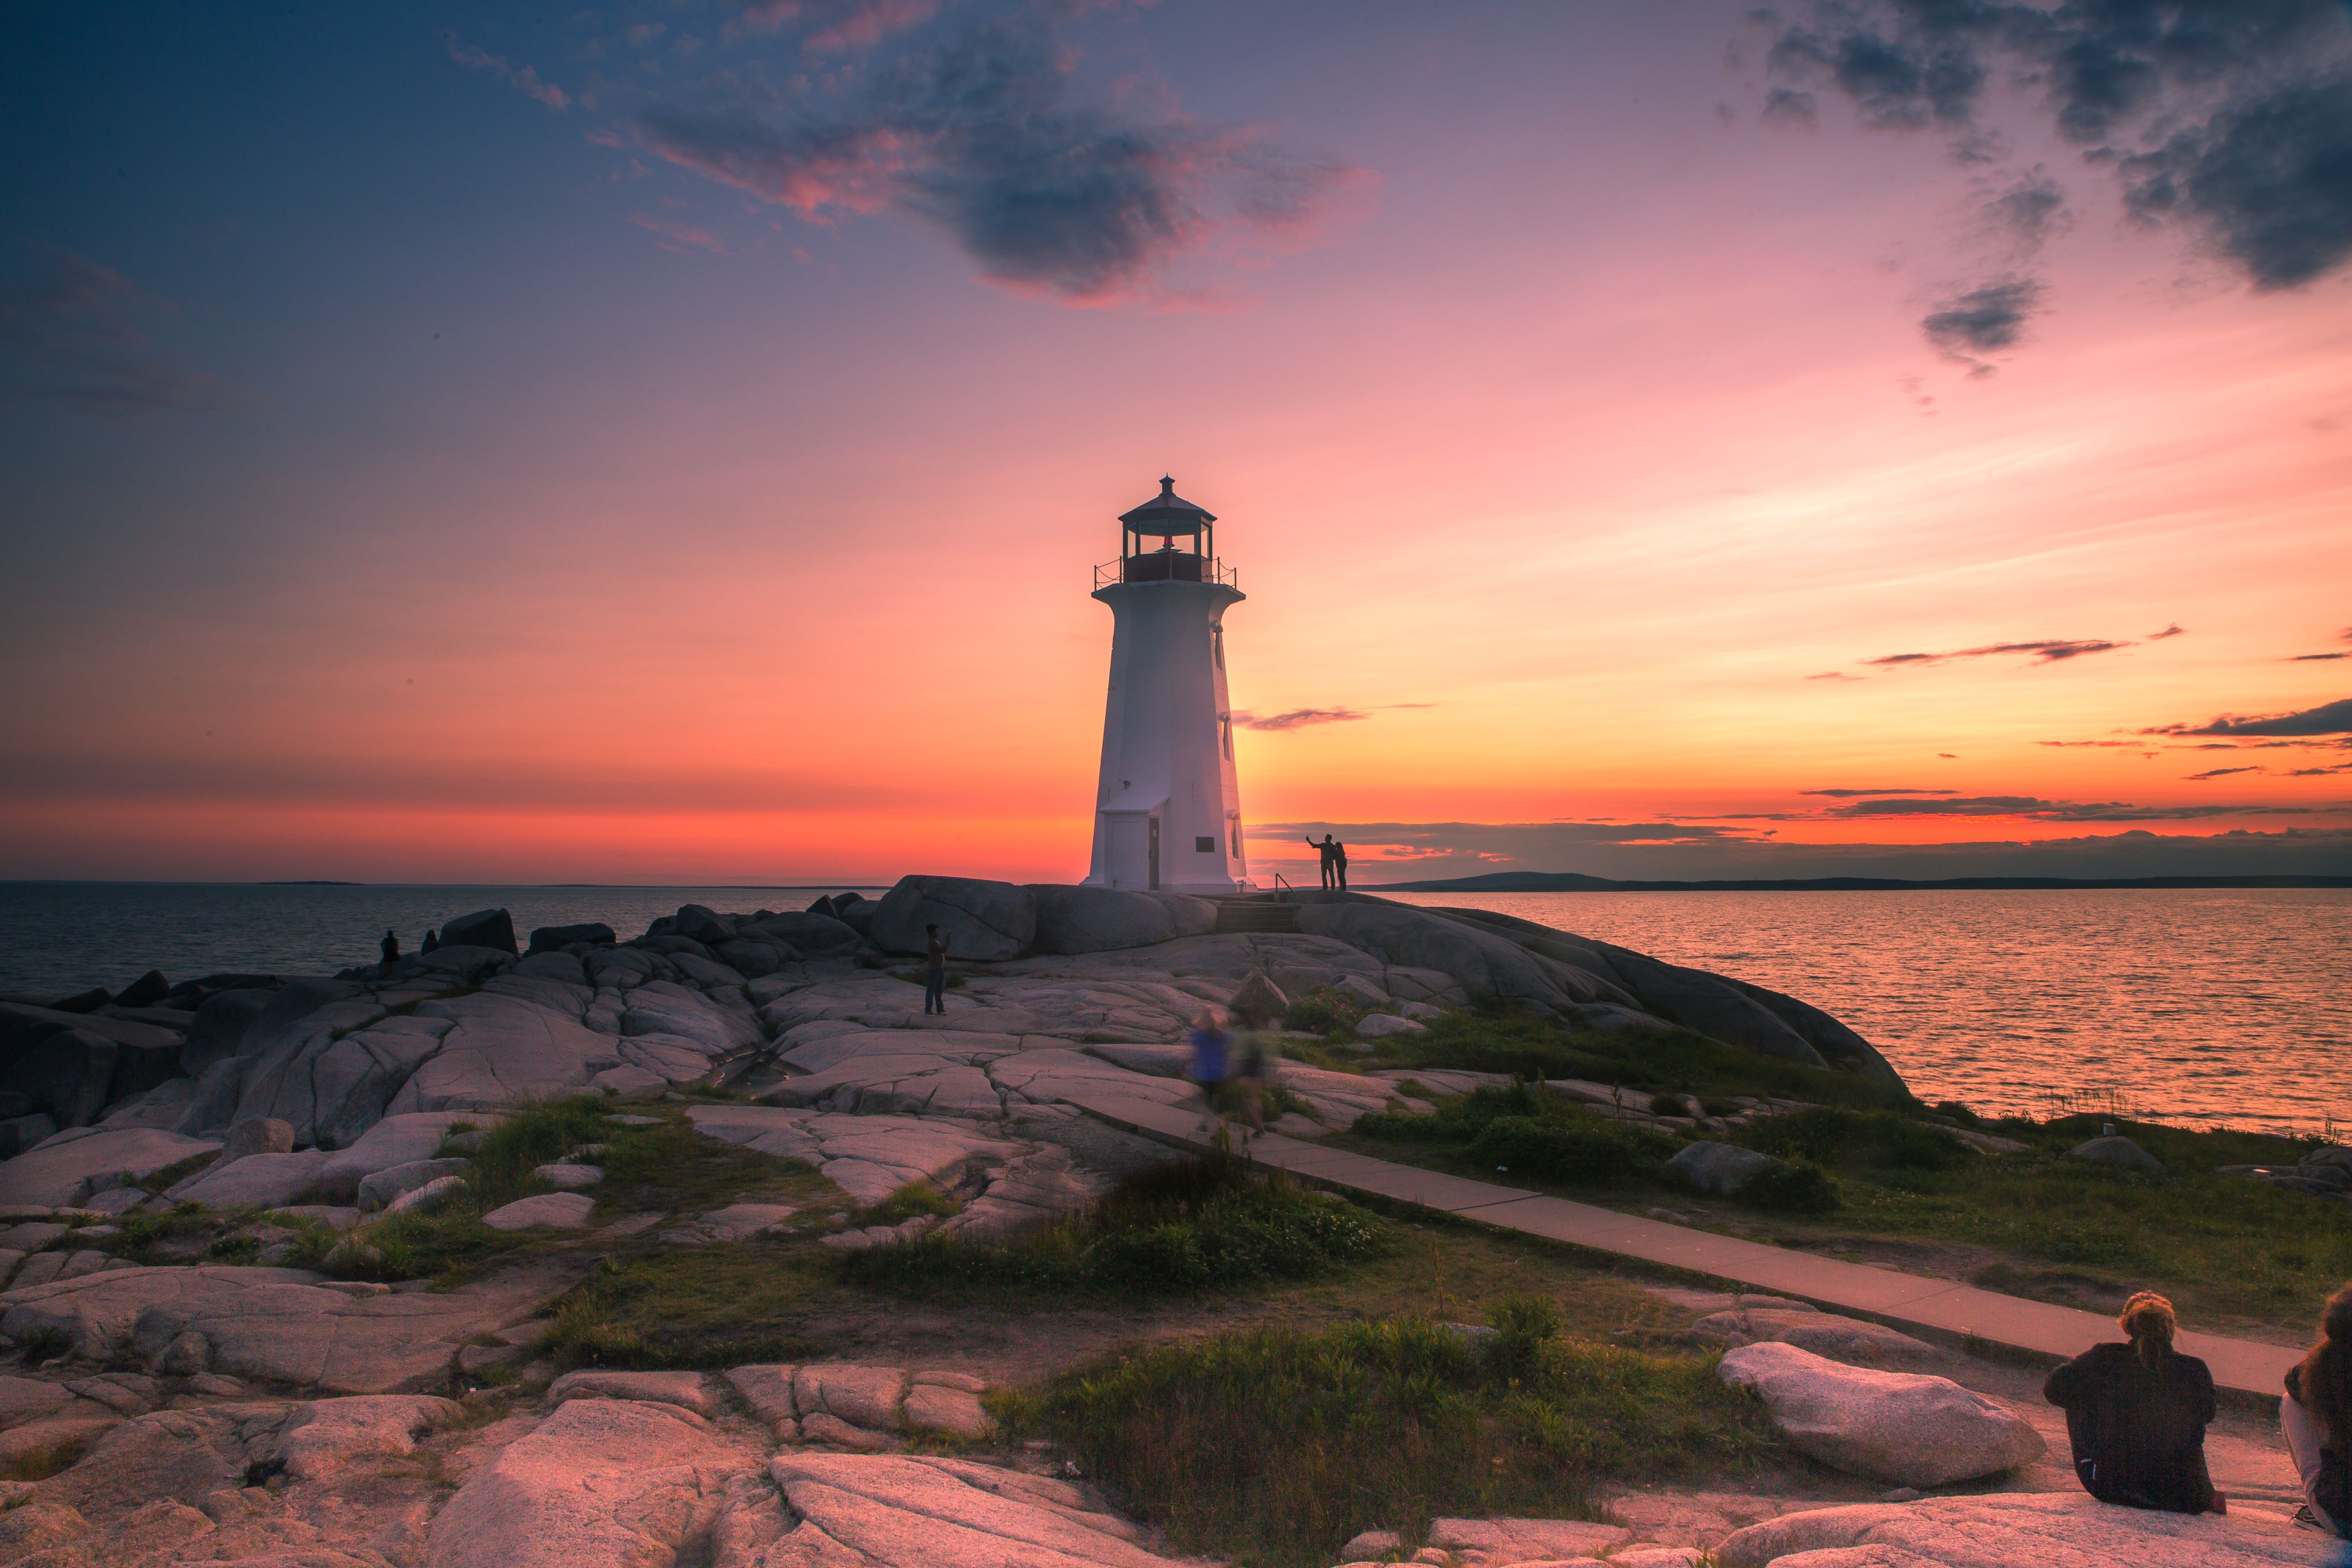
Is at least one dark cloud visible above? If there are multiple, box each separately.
[1821,795,2312,821]
[1864,637,2127,667]
[1987,169,2069,247]
[1752,1,2352,351]
[2294,652,2351,661]
[1232,708,1367,731]
[1921,277,2043,359]
[0,246,248,412]
[1761,87,1820,127]
[2185,766,2261,780]
[635,5,1370,304]
[1806,670,1864,680]
[1800,787,1959,796]
[2149,622,2187,639]
[2289,762,2352,776]
[2161,697,2352,737]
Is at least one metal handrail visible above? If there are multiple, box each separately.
[1093,555,1240,591]
[1271,872,1291,903]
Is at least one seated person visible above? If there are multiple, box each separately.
[2284,1281,2352,1538]
[2044,1291,2221,1514]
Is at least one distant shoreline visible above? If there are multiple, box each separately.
[1367,872,2352,893]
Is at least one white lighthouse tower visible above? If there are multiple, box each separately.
[1083,477,1254,895]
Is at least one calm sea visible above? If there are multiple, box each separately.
[2,882,2341,1135]
[1388,888,2350,1136]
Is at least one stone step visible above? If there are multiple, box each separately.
[1212,901,1299,935]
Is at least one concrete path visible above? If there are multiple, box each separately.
[1061,1089,2301,1399]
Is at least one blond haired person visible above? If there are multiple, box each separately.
[2044,1291,2222,1515]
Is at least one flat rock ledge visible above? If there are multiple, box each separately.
[1715,1490,2339,1567]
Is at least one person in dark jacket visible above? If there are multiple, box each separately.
[420,928,439,954]
[2284,1281,2352,1538]
[2044,1291,2222,1514]
[378,928,400,975]
[922,924,949,1015]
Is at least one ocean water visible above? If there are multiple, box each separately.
[2,881,2341,1135]
[1387,888,2351,1136]
[0,883,887,998]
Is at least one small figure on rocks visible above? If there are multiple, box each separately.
[1187,1009,1232,1133]
[421,928,439,954]
[2283,1280,2352,1538]
[2044,1291,2223,1516]
[923,923,950,1015]
[1231,1025,1281,1132]
[379,928,400,974]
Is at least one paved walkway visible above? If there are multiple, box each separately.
[1061,1088,2300,1399]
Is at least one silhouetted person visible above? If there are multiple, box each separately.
[379,928,400,975]
[420,928,439,954]
[923,924,949,1015]
[2045,1291,2222,1515]
[1304,833,1348,889]
[2284,1281,2352,1537]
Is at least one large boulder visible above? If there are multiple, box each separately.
[1667,1140,1786,1196]
[437,909,517,955]
[1715,1491,2336,1568]
[527,922,614,954]
[671,904,734,946]
[765,1451,1197,1567]
[1291,900,1626,1018]
[1,1027,119,1127]
[1716,1341,2044,1486]
[0,1128,220,1206]
[167,1149,330,1209]
[313,1112,494,1202]
[1026,885,1211,955]
[741,911,866,957]
[113,970,171,1010]
[426,1395,755,1568]
[1688,1300,1939,1368]
[872,877,1037,962]
[2071,1135,2164,1173]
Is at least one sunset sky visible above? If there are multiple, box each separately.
[5,0,2350,885]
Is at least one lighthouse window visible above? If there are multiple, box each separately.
[1221,716,1232,758]
[1228,825,1239,856]
[1196,836,1216,854]
[1213,626,1224,669]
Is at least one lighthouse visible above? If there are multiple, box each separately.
[1083,477,1254,894]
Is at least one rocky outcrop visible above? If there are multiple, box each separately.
[1716,1341,2044,1486]
[1687,1299,1938,1368]
[438,909,519,955]
[1714,1491,2337,1568]
[1028,886,1219,954]
[764,1451,1190,1567]
[1667,1141,1786,1196]
[0,1128,219,1207]
[2071,1135,2163,1172]
[872,876,1038,961]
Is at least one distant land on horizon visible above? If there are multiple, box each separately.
[1367,871,2352,893]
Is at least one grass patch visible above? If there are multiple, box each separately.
[310,1097,828,1285]
[1,1434,90,1482]
[857,1180,963,1226]
[541,1249,832,1370]
[838,1148,1387,1303]
[999,1299,1774,1568]
[1299,1004,1906,1111]
[136,1150,222,1195]
[1357,1082,1680,1185]
[11,1327,71,1366]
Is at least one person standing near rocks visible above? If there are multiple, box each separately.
[2044,1291,2222,1516]
[421,928,439,954]
[378,928,400,974]
[922,924,950,1015]
[1187,1009,1232,1134]
[2284,1281,2352,1538]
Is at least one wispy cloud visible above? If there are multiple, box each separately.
[1864,638,2129,668]
[1233,707,1367,731]
[446,34,570,112]
[1820,795,2311,821]
[2148,698,2352,739]
[1800,787,1958,797]
[0,245,250,412]
[629,213,729,253]
[1806,671,1863,682]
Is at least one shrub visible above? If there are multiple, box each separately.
[1467,1116,1680,1186]
[1283,985,1371,1035]
[1735,1107,1970,1174]
[1649,1092,1692,1120]
[840,1152,1386,1302]
[1738,1157,1840,1213]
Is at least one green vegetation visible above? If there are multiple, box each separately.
[998,1297,1775,1568]
[838,1148,1387,1303]
[857,1179,964,1226]
[1299,1003,1906,1111]
[297,1097,829,1284]
[1339,1036,2347,1332]
[542,1248,829,1370]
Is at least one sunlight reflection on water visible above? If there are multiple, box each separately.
[1384,888,2350,1135]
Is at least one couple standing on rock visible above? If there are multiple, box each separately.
[2045,1283,2351,1541]
[1188,973,1287,1133]
[1303,833,1348,890]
